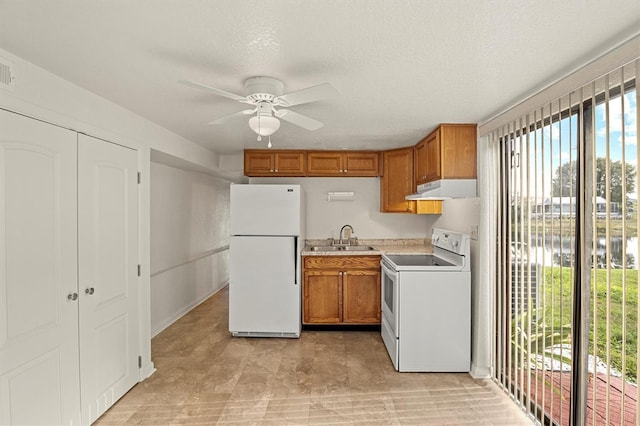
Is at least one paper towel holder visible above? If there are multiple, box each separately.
[327,191,355,201]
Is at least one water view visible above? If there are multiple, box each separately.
[517,235,638,270]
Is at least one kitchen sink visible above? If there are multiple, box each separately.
[310,245,341,251]
[309,245,376,252]
[341,245,376,251]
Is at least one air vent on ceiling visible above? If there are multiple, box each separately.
[0,57,16,92]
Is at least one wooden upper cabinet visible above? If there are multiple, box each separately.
[414,124,477,186]
[424,132,441,182]
[306,151,342,176]
[244,149,306,176]
[244,149,379,177]
[275,151,307,175]
[343,152,379,176]
[439,124,477,179]
[307,151,379,177]
[414,138,428,186]
[415,200,443,214]
[244,150,273,175]
[381,147,416,213]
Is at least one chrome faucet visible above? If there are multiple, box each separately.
[339,224,354,245]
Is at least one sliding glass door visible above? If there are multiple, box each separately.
[492,60,638,425]
[587,70,638,426]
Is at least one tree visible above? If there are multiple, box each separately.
[595,158,636,205]
[551,161,576,197]
[552,158,636,205]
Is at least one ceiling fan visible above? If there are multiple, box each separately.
[180,76,339,144]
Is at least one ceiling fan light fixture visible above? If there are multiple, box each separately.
[248,114,280,136]
[181,76,336,135]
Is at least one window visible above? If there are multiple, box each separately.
[491,59,638,425]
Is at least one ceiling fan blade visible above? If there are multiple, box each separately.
[276,83,339,107]
[275,109,324,131]
[207,108,256,125]
[179,80,247,102]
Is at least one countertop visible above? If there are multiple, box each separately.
[302,238,433,256]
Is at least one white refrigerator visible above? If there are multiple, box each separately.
[229,184,305,338]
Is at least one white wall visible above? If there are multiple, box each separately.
[0,49,226,176]
[150,162,230,336]
[433,198,487,377]
[250,177,435,239]
[434,198,480,236]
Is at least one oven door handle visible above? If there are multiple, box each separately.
[381,258,396,276]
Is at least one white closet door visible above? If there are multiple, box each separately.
[0,110,81,425]
[78,134,139,424]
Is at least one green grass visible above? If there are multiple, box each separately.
[540,266,638,382]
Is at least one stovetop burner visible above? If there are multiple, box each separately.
[384,254,454,267]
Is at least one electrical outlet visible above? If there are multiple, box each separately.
[470,225,479,240]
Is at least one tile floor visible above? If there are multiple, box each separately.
[95,287,533,425]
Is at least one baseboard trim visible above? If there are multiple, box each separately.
[140,363,156,381]
[470,363,491,379]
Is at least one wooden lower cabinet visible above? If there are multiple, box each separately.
[303,255,381,325]
[303,270,342,323]
[342,270,381,323]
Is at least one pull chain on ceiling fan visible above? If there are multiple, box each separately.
[180,76,339,145]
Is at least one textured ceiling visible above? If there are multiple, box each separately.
[0,1,638,154]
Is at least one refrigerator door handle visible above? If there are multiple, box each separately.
[294,236,299,285]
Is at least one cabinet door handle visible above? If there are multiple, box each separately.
[85,287,95,295]
[270,169,274,172]
[67,292,78,301]
[275,169,278,172]
[338,272,343,321]
[344,169,348,173]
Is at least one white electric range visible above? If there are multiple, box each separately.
[380,228,471,372]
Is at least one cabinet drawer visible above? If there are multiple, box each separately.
[304,255,381,270]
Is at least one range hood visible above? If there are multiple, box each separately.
[405,179,477,200]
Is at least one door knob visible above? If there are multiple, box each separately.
[85,287,95,295]
[67,292,78,301]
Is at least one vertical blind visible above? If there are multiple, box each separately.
[489,58,639,425]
